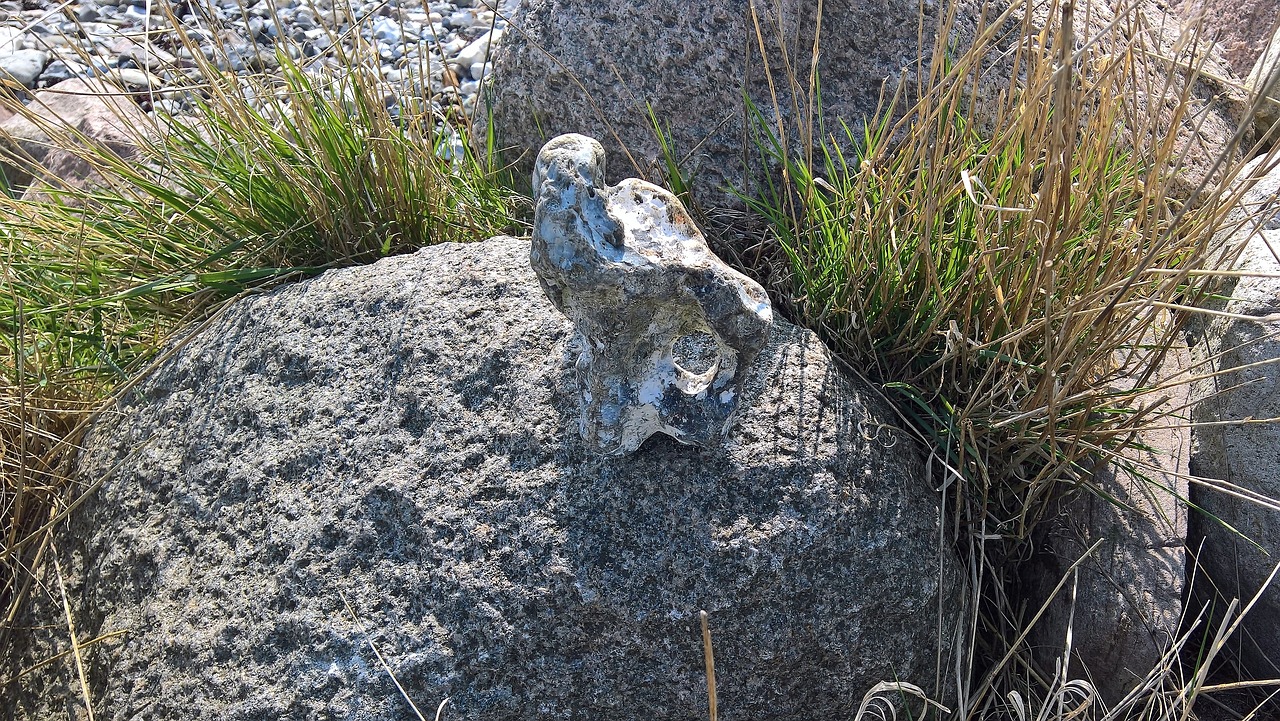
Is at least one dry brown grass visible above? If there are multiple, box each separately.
[734,0,1280,716]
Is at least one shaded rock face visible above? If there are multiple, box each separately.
[1023,443,1188,703]
[482,0,1246,207]
[4,237,966,720]
[1188,160,1280,680]
[530,133,773,455]
[1022,341,1191,704]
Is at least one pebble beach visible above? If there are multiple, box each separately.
[0,0,517,118]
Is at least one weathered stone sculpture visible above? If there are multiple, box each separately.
[530,133,772,455]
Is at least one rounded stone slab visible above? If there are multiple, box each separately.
[4,236,965,720]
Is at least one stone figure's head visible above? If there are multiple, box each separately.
[529,133,773,457]
[532,134,624,258]
[532,132,607,196]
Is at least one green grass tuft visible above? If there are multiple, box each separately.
[0,23,523,642]
[742,0,1255,540]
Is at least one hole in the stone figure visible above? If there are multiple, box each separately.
[672,331,718,375]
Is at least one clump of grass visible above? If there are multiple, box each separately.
[0,15,522,644]
[745,0,1265,542]
[738,0,1279,715]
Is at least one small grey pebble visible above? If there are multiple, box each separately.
[38,58,76,84]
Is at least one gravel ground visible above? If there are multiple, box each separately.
[0,0,518,118]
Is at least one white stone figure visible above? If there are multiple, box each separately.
[530,133,773,456]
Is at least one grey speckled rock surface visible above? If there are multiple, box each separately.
[4,236,966,720]
[1189,172,1280,680]
[483,0,938,205]
[482,0,1246,207]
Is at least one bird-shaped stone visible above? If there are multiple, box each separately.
[530,133,773,456]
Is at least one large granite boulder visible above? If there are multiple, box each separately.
[482,0,1247,207]
[3,236,966,720]
[482,0,954,203]
[1188,159,1280,680]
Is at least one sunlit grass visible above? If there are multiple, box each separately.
[0,24,523,642]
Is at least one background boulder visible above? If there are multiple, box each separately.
[1171,0,1279,78]
[3,236,966,720]
[482,0,1247,207]
[1188,159,1280,681]
[482,0,952,203]
[0,78,149,196]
